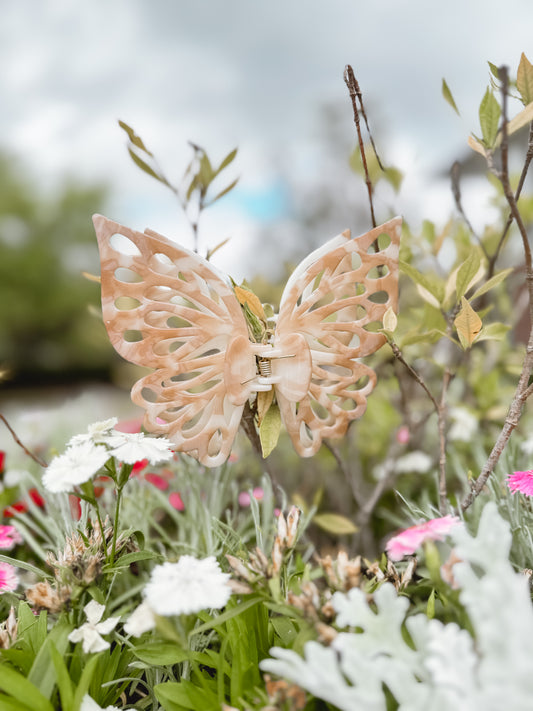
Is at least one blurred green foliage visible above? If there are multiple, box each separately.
[0,153,112,384]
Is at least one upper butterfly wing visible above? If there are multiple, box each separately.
[273,217,401,456]
[93,214,256,466]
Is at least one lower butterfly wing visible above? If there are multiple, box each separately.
[93,215,256,466]
[273,217,401,456]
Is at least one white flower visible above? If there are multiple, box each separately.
[69,418,119,446]
[42,441,110,493]
[448,407,478,442]
[106,431,174,465]
[68,600,119,653]
[144,556,231,616]
[395,451,433,474]
[124,601,156,637]
[80,694,120,711]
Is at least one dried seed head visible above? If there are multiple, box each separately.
[286,506,301,547]
[0,607,17,649]
[316,621,338,645]
[26,581,71,613]
[226,554,255,582]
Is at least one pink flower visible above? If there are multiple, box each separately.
[0,562,19,593]
[386,515,461,561]
[238,487,264,507]
[396,426,410,444]
[145,473,169,491]
[0,526,22,550]
[507,470,533,496]
[114,418,143,434]
[169,492,185,511]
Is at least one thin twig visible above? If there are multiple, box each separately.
[0,414,47,468]
[388,341,440,413]
[488,122,533,278]
[343,65,377,228]
[462,66,533,510]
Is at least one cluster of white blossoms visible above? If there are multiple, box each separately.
[42,418,174,493]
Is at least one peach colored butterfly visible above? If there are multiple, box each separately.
[93,215,401,467]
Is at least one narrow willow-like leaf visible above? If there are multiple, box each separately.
[206,237,231,260]
[470,268,513,301]
[118,120,153,156]
[479,88,501,147]
[127,148,162,182]
[216,147,238,174]
[517,53,533,105]
[442,78,460,115]
[207,177,240,206]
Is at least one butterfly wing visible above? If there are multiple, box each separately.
[272,217,401,456]
[93,215,256,466]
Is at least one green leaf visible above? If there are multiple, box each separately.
[454,297,482,349]
[442,78,460,115]
[427,588,436,619]
[118,120,153,156]
[0,554,52,580]
[517,53,533,105]
[50,643,74,711]
[455,249,482,302]
[400,260,444,304]
[199,153,214,187]
[133,643,190,666]
[102,549,162,571]
[28,624,71,700]
[259,402,281,458]
[216,147,238,174]
[313,512,358,535]
[479,88,501,147]
[0,666,54,711]
[190,596,262,637]
[128,148,163,183]
[475,322,510,342]
[71,654,100,711]
[488,62,500,80]
[383,166,404,192]
[207,177,239,206]
[470,268,513,301]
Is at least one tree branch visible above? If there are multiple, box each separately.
[0,414,48,468]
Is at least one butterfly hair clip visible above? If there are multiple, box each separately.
[93,215,401,466]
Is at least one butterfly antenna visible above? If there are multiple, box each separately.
[343,65,383,229]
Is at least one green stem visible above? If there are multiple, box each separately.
[110,485,123,565]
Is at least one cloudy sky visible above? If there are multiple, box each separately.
[1,0,532,277]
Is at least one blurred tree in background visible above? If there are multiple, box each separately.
[0,153,112,387]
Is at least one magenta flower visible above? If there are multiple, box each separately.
[0,562,19,593]
[507,470,533,496]
[0,525,22,550]
[386,515,461,561]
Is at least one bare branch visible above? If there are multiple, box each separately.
[344,65,377,228]
[0,414,47,468]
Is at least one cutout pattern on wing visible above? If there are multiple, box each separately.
[93,215,255,466]
[274,217,401,456]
